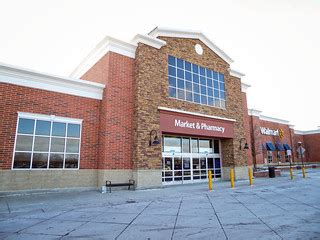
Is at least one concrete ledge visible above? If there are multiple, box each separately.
[254,170,281,178]
[133,169,162,189]
[0,169,98,192]
[222,166,249,181]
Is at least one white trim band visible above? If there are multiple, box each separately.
[229,69,245,78]
[295,129,320,135]
[149,27,234,64]
[70,36,137,78]
[18,112,83,124]
[248,109,290,125]
[131,34,166,49]
[158,107,236,122]
[0,63,105,100]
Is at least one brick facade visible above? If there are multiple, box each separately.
[1,28,319,192]
[0,83,100,170]
[133,37,247,172]
[247,113,320,166]
[82,52,135,170]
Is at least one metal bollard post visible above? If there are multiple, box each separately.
[248,167,253,186]
[302,166,306,178]
[230,168,235,188]
[208,170,213,191]
[290,167,294,180]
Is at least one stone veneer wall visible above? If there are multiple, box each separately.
[133,37,248,183]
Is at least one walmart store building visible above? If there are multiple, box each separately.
[0,27,319,192]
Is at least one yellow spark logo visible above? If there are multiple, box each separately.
[279,129,284,139]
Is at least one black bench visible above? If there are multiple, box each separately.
[105,179,135,193]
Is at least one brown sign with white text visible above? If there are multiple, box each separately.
[159,111,234,138]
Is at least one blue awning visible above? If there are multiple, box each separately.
[266,142,276,151]
[275,143,285,151]
[283,144,292,150]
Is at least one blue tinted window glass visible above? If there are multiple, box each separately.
[185,71,192,81]
[215,158,221,168]
[219,73,224,82]
[201,95,207,104]
[168,66,176,77]
[36,120,51,135]
[201,85,207,95]
[177,58,184,69]
[167,56,225,108]
[208,97,214,106]
[206,69,212,78]
[199,67,205,76]
[177,89,185,100]
[192,74,199,83]
[169,76,176,87]
[67,124,80,138]
[168,56,176,66]
[186,81,192,91]
[214,80,219,89]
[177,69,184,78]
[52,122,66,137]
[18,118,35,134]
[193,84,200,93]
[169,87,176,97]
[194,94,200,103]
[212,71,218,80]
[186,91,193,101]
[192,64,198,73]
[200,76,206,85]
[185,61,191,71]
[177,79,185,89]
[219,82,225,91]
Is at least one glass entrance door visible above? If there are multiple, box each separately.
[162,136,222,184]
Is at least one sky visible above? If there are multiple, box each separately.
[0,0,319,130]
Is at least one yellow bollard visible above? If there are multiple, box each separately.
[302,166,306,178]
[289,167,294,180]
[230,168,235,188]
[208,170,213,191]
[248,167,253,186]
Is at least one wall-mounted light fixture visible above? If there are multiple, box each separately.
[149,130,161,146]
[240,137,249,150]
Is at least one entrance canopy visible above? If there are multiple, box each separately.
[265,142,276,151]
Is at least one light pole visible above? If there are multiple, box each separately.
[298,141,306,178]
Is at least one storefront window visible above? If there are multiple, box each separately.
[163,136,181,153]
[168,55,226,109]
[199,139,213,153]
[276,152,281,163]
[191,138,199,153]
[182,138,190,153]
[13,113,82,170]
[267,151,273,164]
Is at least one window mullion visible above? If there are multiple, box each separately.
[29,119,37,169]
[47,120,53,169]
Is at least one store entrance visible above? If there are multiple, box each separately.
[162,136,221,184]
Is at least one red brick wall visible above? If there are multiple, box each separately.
[0,83,100,169]
[249,117,293,165]
[293,133,320,163]
[81,52,135,169]
[303,134,320,162]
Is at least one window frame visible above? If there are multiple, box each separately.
[12,112,83,170]
[168,55,226,110]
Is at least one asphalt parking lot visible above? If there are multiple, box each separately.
[0,169,319,240]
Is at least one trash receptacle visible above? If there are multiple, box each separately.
[268,167,276,178]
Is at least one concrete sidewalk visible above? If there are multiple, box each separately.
[0,169,319,239]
